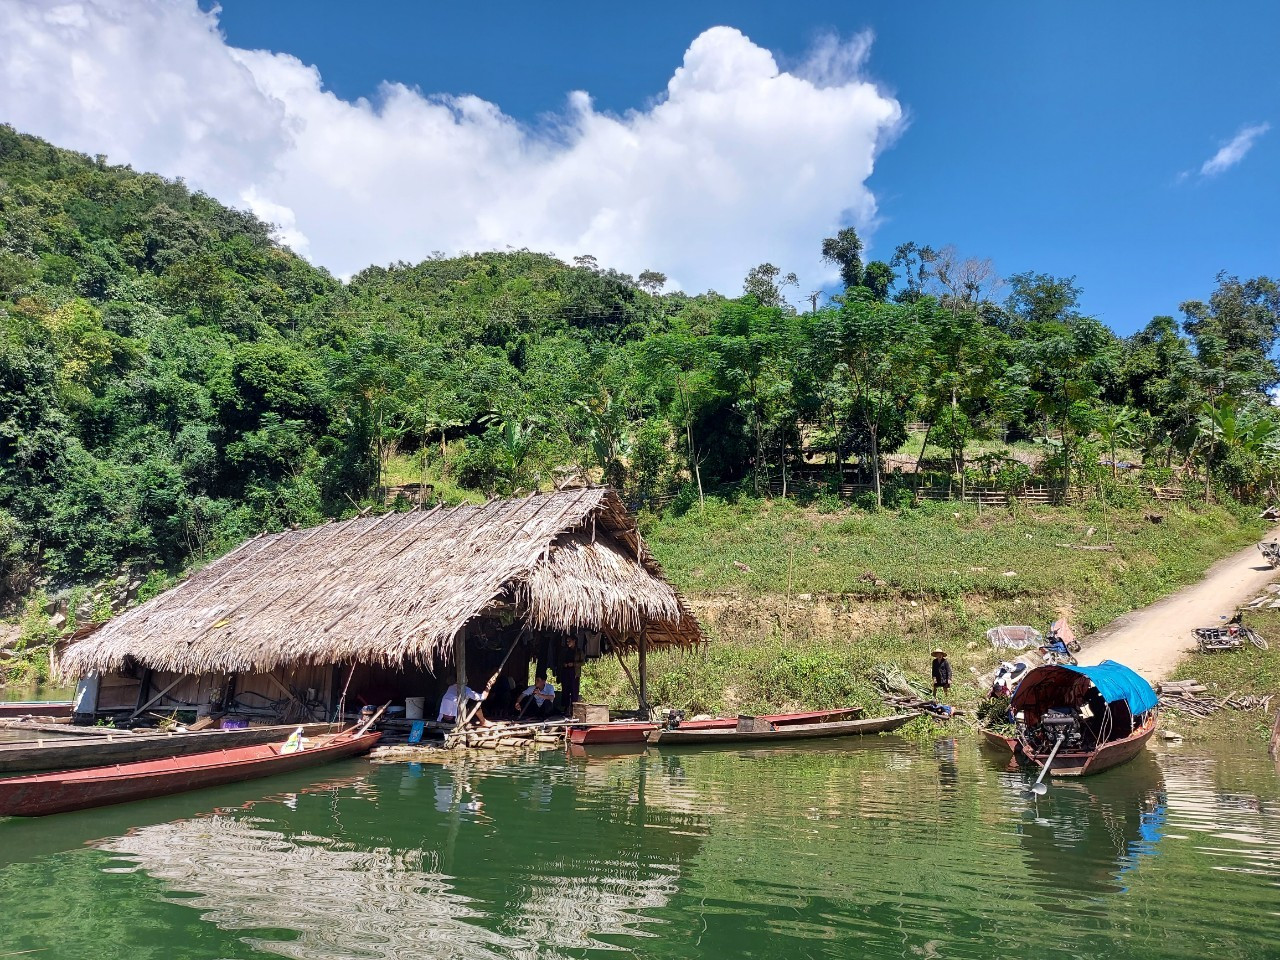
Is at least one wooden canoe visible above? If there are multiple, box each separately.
[980,713,1158,777]
[0,701,73,720]
[568,706,865,746]
[646,712,917,745]
[0,730,381,817]
[0,722,336,773]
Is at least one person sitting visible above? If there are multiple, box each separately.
[438,682,489,726]
[931,649,952,698]
[516,674,556,720]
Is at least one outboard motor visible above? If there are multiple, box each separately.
[659,709,685,730]
[1034,708,1085,752]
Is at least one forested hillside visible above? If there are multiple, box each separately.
[2,124,1279,606]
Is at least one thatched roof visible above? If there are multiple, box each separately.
[62,487,701,677]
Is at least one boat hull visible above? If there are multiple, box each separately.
[647,712,916,745]
[0,731,381,817]
[0,701,72,720]
[980,715,1157,777]
[569,722,657,745]
[568,707,865,746]
[0,722,336,773]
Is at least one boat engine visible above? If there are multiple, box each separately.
[1031,708,1085,752]
[657,708,685,730]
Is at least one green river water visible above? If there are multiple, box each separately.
[1,737,1277,959]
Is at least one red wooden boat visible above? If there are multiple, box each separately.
[569,706,864,746]
[980,661,1158,778]
[0,730,381,817]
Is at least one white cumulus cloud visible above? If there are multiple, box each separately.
[1199,122,1270,178]
[0,0,904,294]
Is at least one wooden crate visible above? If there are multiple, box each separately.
[572,703,609,724]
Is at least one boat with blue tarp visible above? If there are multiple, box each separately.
[981,660,1159,777]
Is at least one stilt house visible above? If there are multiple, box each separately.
[61,487,701,726]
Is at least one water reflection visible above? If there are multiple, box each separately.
[1005,752,1168,897]
[102,817,518,960]
[0,740,1275,960]
[95,756,698,960]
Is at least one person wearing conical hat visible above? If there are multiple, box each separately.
[931,649,952,698]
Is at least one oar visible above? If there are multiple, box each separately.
[333,660,358,732]
[1027,734,1066,796]
[456,629,526,729]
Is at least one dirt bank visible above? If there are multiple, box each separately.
[1081,542,1278,682]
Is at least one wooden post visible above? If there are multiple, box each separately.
[637,628,649,714]
[454,625,468,731]
[133,667,153,717]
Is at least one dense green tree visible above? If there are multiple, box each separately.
[3,122,1278,603]
[742,263,798,310]
[820,227,865,289]
[862,261,895,301]
[1181,273,1280,396]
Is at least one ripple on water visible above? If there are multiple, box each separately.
[0,739,1265,960]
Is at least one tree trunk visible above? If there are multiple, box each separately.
[685,420,704,512]
[1204,443,1213,504]
[870,420,882,507]
[781,437,788,498]
[913,423,932,499]
[1062,416,1071,501]
[755,418,764,497]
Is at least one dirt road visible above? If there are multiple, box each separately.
[1081,542,1277,682]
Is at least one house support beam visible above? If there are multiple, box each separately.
[638,628,649,715]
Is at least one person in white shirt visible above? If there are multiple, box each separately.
[516,674,556,720]
[438,682,489,725]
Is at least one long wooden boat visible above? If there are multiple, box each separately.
[646,712,916,745]
[568,706,865,746]
[0,722,335,774]
[0,730,381,817]
[0,701,73,720]
[982,660,1159,778]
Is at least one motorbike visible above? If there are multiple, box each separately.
[1038,619,1082,666]
[1193,623,1269,653]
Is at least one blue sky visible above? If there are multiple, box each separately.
[208,1,1278,333]
[1,2,1274,333]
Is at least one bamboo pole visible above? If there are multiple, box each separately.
[615,648,642,703]
[637,628,649,713]
[453,626,468,732]
[129,675,186,721]
[454,629,526,732]
[334,660,358,731]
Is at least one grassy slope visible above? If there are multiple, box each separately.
[582,496,1267,716]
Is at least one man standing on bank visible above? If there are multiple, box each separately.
[931,649,952,698]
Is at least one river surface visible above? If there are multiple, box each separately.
[0,685,76,702]
[1,738,1277,959]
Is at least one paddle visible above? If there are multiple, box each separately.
[455,630,525,730]
[1027,734,1066,796]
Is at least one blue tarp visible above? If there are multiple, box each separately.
[1062,661,1159,714]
